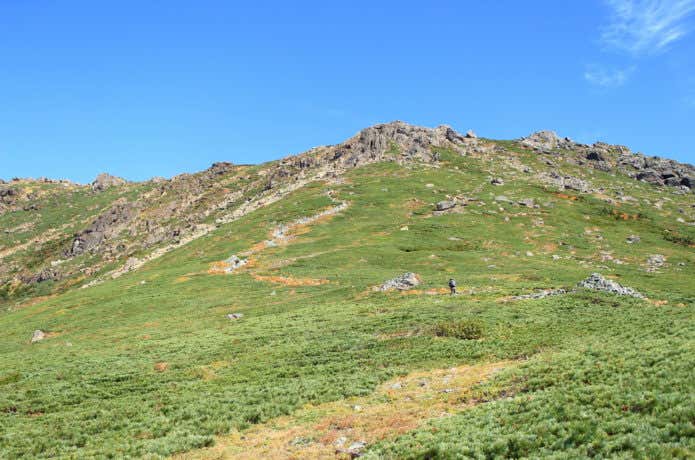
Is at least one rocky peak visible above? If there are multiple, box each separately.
[263,121,479,190]
[342,121,466,162]
[520,130,573,151]
[92,173,126,191]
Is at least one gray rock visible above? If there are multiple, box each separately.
[520,130,576,151]
[224,255,247,273]
[379,272,421,291]
[645,254,666,272]
[348,441,367,455]
[435,200,456,211]
[538,172,592,193]
[636,170,664,185]
[490,177,505,186]
[465,129,477,138]
[518,198,535,208]
[626,235,641,244]
[577,273,644,298]
[66,199,136,257]
[226,313,244,320]
[31,330,45,343]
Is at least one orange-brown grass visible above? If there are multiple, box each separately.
[555,193,578,200]
[174,360,515,460]
[252,274,329,287]
[207,261,229,275]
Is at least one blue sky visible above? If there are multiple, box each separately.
[1,0,694,183]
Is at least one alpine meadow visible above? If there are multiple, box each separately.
[1,122,693,458]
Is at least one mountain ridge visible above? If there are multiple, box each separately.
[1,121,693,302]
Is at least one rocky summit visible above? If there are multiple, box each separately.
[0,121,693,459]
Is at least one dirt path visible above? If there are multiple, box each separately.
[174,360,515,459]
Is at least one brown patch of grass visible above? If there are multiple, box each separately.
[174,360,516,460]
[542,242,558,252]
[556,193,578,200]
[14,294,57,310]
[153,362,168,372]
[208,261,230,275]
[252,274,329,287]
[648,299,668,306]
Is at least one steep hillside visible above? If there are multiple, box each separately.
[0,122,693,458]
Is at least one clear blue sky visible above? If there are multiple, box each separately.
[1,1,694,183]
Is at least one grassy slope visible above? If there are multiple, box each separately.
[0,181,153,300]
[0,149,693,458]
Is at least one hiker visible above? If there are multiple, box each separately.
[448,278,457,295]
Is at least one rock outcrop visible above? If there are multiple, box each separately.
[577,273,644,298]
[520,130,694,190]
[91,173,126,191]
[379,272,421,291]
[67,199,137,257]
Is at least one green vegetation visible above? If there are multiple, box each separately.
[432,319,484,340]
[1,149,693,458]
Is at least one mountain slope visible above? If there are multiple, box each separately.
[0,123,693,458]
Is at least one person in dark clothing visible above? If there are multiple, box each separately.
[448,278,457,295]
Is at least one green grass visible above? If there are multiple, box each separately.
[0,153,693,458]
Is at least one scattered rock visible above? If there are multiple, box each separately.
[512,289,567,300]
[435,200,456,211]
[226,313,244,320]
[31,330,45,343]
[626,235,641,244]
[513,273,644,301]
[465,129,477,139]
[577,273,644,298]
[224,255,247,273]
[490,178,505,186]
[379,272,421,291]
[518,198,536,208]
[123,257,141,272]
[347,441,367,456]
[538,172,592,193]
[645,254,666,272]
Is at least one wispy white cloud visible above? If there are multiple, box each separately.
[602,0,695,54]
[584,64,635,87]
